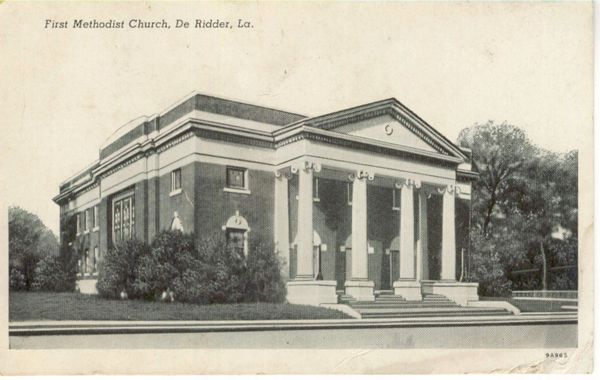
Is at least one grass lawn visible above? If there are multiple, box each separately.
[9,292,351,321]
[481,296,577,313]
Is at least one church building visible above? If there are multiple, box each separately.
[53,92,479,306]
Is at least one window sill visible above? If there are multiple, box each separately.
[294,195,321,202]
[92,227,99,232]
[224,187,251,195]
[392,207,400,211]
[169,188,182,197]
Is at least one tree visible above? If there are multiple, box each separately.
[458,122,578,293]
[9,206,59,290]
[457,121,537,235]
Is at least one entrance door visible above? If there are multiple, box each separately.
[335,246,346,290]
[381,250,392,290]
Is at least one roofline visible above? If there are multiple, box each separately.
[161,90,307,120]
[277,97,467,161]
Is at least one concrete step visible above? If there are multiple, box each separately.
[361,310,512,319]
[357,307,512,319]
[351,303,458,309]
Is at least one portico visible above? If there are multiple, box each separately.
[278,157,477,306]
[273,98,479,307]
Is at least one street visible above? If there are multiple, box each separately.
[11,322,576,349]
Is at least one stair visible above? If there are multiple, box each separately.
[341,293,512,319]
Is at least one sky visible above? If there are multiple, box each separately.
[0,2,593,236]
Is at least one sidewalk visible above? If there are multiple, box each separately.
[10,312,577,336]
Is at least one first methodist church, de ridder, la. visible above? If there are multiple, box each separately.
[53,92,480,306]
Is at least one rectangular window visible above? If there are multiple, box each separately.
[347,183,353,206]
[76,213,81,235]
[313,177,320,202]
[85,209,90,232]
[112,192,135,244]
[171,169,182,193]
[93,205,99,229]
[392,188,401,210]
[226,167,246,189]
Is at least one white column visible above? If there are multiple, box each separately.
[393,178,422,301]
[295,161,320,280]
[345,169,375,302]
[274,171,290,276]
[399,181,416,280]
[417,188,428,281]
[351,172,370,280]
[440,184,457,281]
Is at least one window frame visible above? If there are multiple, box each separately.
[111,191,135,244]
[76,213,81,235]
[84,209,90,233]
[170,168,182,196]
[225,166,250,193]
[93,205,99,230]
[392,188,401,211]
[226,228,247,258]
[347,182,353,206]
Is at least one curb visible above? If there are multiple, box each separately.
[9,313,577,336]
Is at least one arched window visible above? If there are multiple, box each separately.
[222,211,250,257]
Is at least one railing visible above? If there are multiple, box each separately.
[511,290,578,300]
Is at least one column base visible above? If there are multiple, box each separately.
[393,280,422,301]
[286,280,338,306]
[421,280,479,306]
[345,280,375,302]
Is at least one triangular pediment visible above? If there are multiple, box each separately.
[332,114,438,153]
[303,99,467,160]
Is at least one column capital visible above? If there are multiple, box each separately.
[291,160,321,174]
[395,178,421,189]
[348,169,374,182]
[437,184,461,196]
[275,169,293,180]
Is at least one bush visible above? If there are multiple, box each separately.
[32,255,77,292]
[134,230,202,302]
[466,231,513,297]
[97,230,287,305]
[243,237,285,303]
[97,239,150,299]
[9,266,26,291]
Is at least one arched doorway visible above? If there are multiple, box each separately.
[338,235,379,290]
[290,231,323,280]
[222,211,250,257]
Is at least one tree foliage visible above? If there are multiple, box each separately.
[459,122,578,294]
[9,206,59,290]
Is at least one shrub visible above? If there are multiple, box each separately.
[198,233,248,304]
[134,230,201,302]
[9,266,26,291]
[97,239,150,299]
[32,255,77,292]
[466,231,513,297]
[243,237,286,303]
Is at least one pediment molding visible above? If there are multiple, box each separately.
[304,100,467,161]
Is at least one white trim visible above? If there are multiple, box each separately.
[92,226,100,232]
[223,187,251,195]
[169,188,182,197]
